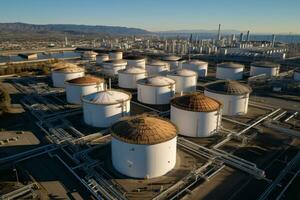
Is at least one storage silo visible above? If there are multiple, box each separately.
[102,59,127,75]
[65,76,105,104]
[294,69,300,81]
[250,61,280,77]
[167,69,197,93]
[51,66,85,88]
[146,60,170,76]
[124,55,146,69]
[96,53,109,65]
[118,67,147,89]
[111,114,177,178]
[162,55,181,70]
[216,62,244,80]
[82,90,131,128]
[81,51,97,61]
[109,49,123,60]
[137,76,175,105]
[182,60,208,77]
[171,93,222,137]
[204,80,252,116]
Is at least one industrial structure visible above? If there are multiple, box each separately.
[171,93,222,137]
[167,69,197,93]
[146,60,170,76]
[96,53,109,65]
[109,49,123,60]
[137,76,175,105]
[111,115,177,178]
[250,61,280,77]
[82,90,131,127]
[124,55,146,69]
[118,67,147,89]
[51,64,85,88]
[161,55,181,70]
[65,76,105,104]
[102,59,127,75]
[182,60,208,77]
[204,80,252,116]
[216,62,244,80]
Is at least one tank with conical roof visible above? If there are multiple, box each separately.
[204,80,252,116]
[171,93,222,137]
[102,59,127,75]
[182,60,208,77]
[81,51,97,61]
[161,55,181,70]
[137,76,175,105]
[82,89,131,127]
[124,55,146,69]
[51,62,85,88]
[216,62,244,80]
[111,114,177,178]
[109,49,123,60]
[96,53,109,65]
[146,60,170,76]
[118,67,147,89]
[167,69,197,93]
[65,76,105,104]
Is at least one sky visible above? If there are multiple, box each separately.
[0,0,300,34]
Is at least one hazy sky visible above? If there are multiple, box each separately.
[1,0,300,34]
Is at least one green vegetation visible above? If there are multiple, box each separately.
[0,83,11,114]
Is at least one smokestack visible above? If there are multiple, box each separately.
[217,24,221,40]
[246,30,250,42]
[271,34,276,47]
[239,32,244,42]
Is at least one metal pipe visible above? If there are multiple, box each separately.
[284,111,298,122]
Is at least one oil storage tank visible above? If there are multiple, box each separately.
[182,60,208,77]
[167,69,197,93]
[137,76,175,105]
[109,49,123,60]
[96,53,109,65]
[51,65,85,88]
[250,61,280,77]
[204,80,252,116]
[124,55,146,69]
[81,51,97,61]
[162,55,181,70]
[82,90,131,127]
[216,62,244,80]
[102,59,127,75]
[65,76,105,104]
[118,67,147,89]
[171,93,222,137]
[111,115,177,178]
[146,60,170,76]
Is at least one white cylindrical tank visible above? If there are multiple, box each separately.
[109,50,123,60]
[137,76,175,105]
[216,62,244,80]
[118,67,147,89]
[171,93,222,137]
[124,55,146,69]
[294,69,300,81]
[102,59,127,75]
[96,53,109,65]
[204,80,252,116]
[65,76,105,104]
[82,90,131,128]
[51,64,85,88]
[167,69,197,93]
[162,55,181,70]
[182,60,208,77]
[111,115,177,178]
[146,60,170,76]
[250,61,280,77]
[81,51,97,61]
